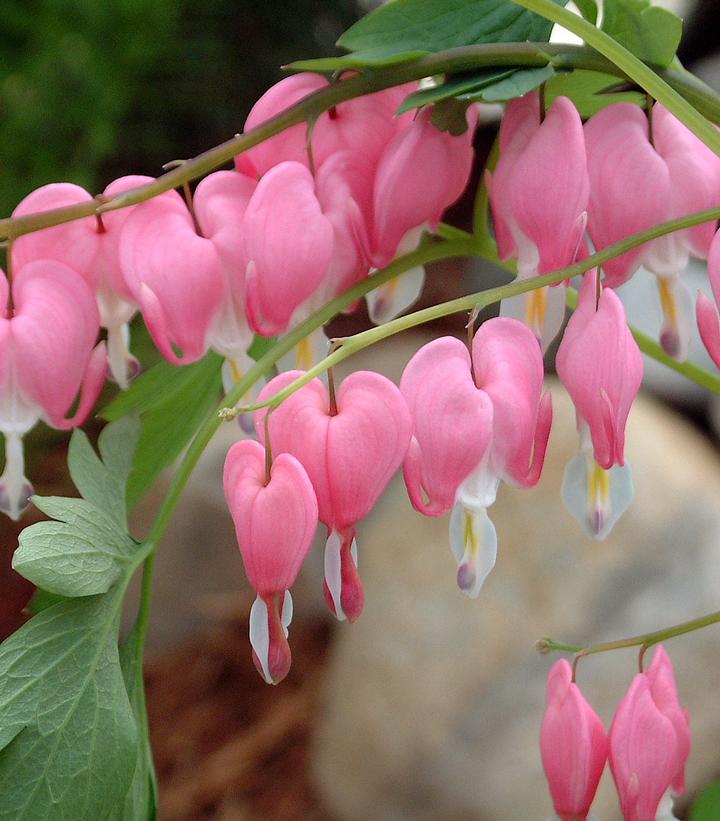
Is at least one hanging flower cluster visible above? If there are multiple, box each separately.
[3,80,720,695]
[541,646,690,821]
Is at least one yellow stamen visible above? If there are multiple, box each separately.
[658,278,677,325]
[526,287,547,333]
[296,336,314,370]
[588,461,610,508]
[229,358,242,383]
[464,511,479,556]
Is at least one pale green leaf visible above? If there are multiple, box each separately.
[601,0,682,68]
[0,593,138,820]
[691,781,720,821]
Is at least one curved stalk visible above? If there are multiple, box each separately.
[1,44,719,240]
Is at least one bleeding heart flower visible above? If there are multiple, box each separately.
[556,273,643,540]
[401,317,552,596]
[487,92,589,351]
[609,645,690,821]
[696,228,720,369]
[223,438,318,684]
[0,261,107,519]
[540,659,608,821]
[585,102,720,360]
[119,189,226,365]
[12,176,155,387]
[255,369,412,622]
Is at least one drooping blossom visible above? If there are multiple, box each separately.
[556,273,643,540]
[609,646,690,821]
[585,102,720,360]
[223,439,318,684]
[400,317,552,596]
[255,370,412,622]
[540,659,608,821]
[487,92,589,350]
[237,73,415,180]
[0,261,107,519]
[12,176,154,387]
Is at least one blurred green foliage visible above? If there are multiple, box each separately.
[0,0,360,214]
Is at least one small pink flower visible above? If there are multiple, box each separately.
[0,261,107,519]
[401,317,552,595]
[119,189,226,365]
[12,177,154,387]
[255,370,412,622]
[540,659,608,821]
[609,646,690,821]
[237,73,415,179]
[223,439,318,684]
[585,102,720,360]
[556,273,643,540]
[487,93,589,350]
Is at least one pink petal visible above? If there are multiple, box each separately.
[556,274,643,468]
[243,162,334,335]
[697,291,720,368]
[400,336,493,515]
[540,659,608,817]
[585,103,670,287]
[223,438,318,594]
[120,191,225,364]
[12,183,101,289]
[472,317,551,486]
[10,261,105,429]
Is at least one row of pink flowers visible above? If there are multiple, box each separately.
[541,646,690,821]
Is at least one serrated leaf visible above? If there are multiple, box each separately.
[102,352,223,508]
[67,415,140,526]
[601,0,682,68]
[14,498,149,597]
[691,781,720,821]
[111,626,157,821]
[0,592,138,820]
[335,0,564,65]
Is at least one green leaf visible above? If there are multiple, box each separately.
[287,50,426,72]
[14,498,149,597]
[102,352,223,508]
[28,587,67,616]
[67,415,139,526]
[601,0,682,68]
[397,68,517,113]
[545,68,645,117]
[110,626,157,821]
[573,0,598,24]
[461,64,554,101]
[326,0,566,67]
[0,592,138,820]
[691,781,720,821]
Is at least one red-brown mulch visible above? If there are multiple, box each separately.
[146,606,334,821]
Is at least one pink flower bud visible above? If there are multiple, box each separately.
[255,370,412,622]
[540,659,608,821]
[609,646,690,821]
[223,439,318,684]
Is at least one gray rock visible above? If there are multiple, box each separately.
[311,348,720,821]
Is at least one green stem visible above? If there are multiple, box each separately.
[538,609,720,662]
[237,207,720,412]
[565,287,720,393]
[1,43,719,240]
[512,0,720,155]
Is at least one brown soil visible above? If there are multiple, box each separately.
[146,608,334,821]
